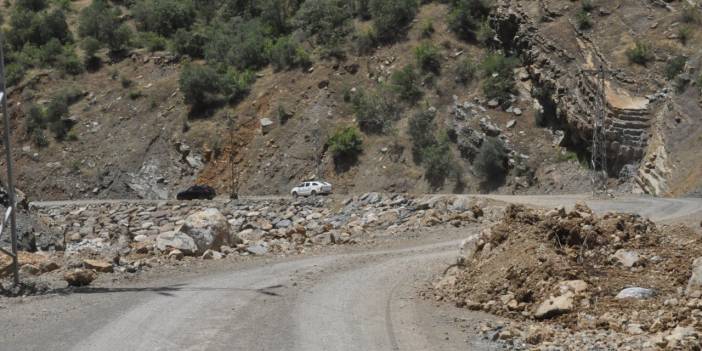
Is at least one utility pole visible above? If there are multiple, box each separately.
[582,65,615,197]
[0,32,20,286]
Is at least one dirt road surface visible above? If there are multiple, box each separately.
[4,195,701,350]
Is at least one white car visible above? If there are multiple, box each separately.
[291,181,332,197]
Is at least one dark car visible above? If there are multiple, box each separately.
[176,185,216,200]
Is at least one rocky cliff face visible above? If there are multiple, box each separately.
[492,0,702,196]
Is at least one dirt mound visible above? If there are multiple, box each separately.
[434,204,702,342]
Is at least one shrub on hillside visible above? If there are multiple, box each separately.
[576,10,592,30]
[664,56,686,80]
[204,18,269,70]
[294,0,351,46]
[259,0,300,35]
[354,28,377,55]
[327,126,363,159]
[179,63,223,109]
[626,41,653,66]
[6,8,72,49]
[81,37,102,68]
[681,3,701,24]
[137,32,168,52]
[391,65,422,103]
[16,0,47,11]
[350,88,399,134]
[415,42,441,74]
[351,0,371,19]
[78,0,132,53]
[581,0,594,12]
[132,0,196,37]
[172,28,206,58]
[369,0,418,42]
[220,68,255,103]
[474,136,508,188]
[4,63,26,87]
[422,134,454,189]
[481,52,518,104]
[448,0,493,41]
[454,57,477,84]
[268,36,311,71]
[408,107,437,161]
[678,26,692,45]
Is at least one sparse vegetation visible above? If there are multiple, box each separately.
[354,28,377,55]
[408,107,437,161]
[422,133,454,189]
[420,19,435,38]
[369,0,418,42]
[481,52,518,104]
[626,41,653,66]
[268,36,311,71]
[391,65,423,103]
[414,42,441,74]
[179,63,224,109]
[664,56,686,80]
[576,10,592,30]
[454,57,478,84]
[132,0,196,37]
[350,88,399,134]
[681,3,701,24]
[327,126,363,159]
[581,0,594,13]
[78,0,132,54]
[448,0,493,41]
[678,26,692,45]
[294,0,351,47]
[474,136,508,189]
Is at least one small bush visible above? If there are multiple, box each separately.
[172,28,206,58]
[626,41,653,65]
[57,50,84,75]
[581,0,594,12]
[128,90,143,99]
[408,107,436,161]
[351,0,371,19]
[448,0,493,41]
[474,136,508,188]
[294,0,352,46]
[4,63,26,87]
[350,88,398,133]
[220,68,255,103]
[454,58,477,84]
[664,56,686,80]
[121,77,133,88]
[414,42,441,74]
[327,126,363,158]
[205,18,269,70]
[268,36,311,71]
[354,28,377,55]
[78,0,132,53]
[369,0,418,42]
[277,104,292,124]
[45,94,71,140]
[25,104,45,135]
[16,0,47,11]
[132,0,196,37]
[32,129,49,147]
[422,133,453,189]
[420,19,434,38]
[391,65,423,103]
[179,63,223,108]
[678,26,692,45]
[681,3,701,24]
[481,52,518,104]
[137,32,168,52]
[576,10,592,30]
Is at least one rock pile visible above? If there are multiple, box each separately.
[13,194,485,287]
[433,204,702,349]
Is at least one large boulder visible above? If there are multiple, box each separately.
[686,257,702,296]
[156,231,198,255]
[177,208,238,254]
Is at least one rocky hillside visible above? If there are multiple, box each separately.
[1,0,701,200]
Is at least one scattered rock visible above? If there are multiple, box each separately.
[177,209,234,255]
[534,292,574,319]
[686,257,702,296]
[613,249,641,268]
[156,231,198,255]
[201,249,223,260]
[615,287,655,300]
[64,269,96,287]
[83,259,113,273]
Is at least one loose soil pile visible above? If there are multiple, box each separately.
[433,204,702,348]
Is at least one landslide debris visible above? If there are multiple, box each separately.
[433,204,702,349]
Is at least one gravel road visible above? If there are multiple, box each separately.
[4,195,701,350]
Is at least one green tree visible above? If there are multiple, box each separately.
[369,0,418,42]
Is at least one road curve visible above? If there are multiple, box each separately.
[5,195,701,351]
